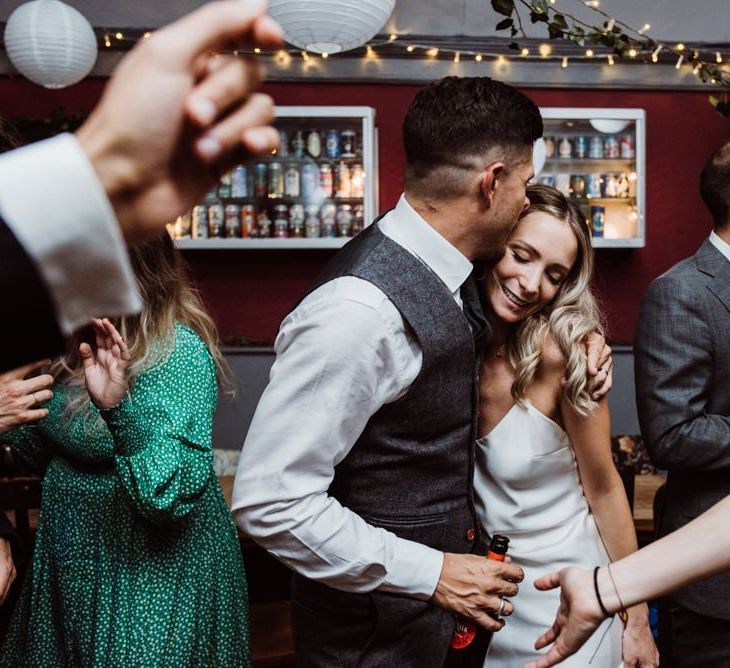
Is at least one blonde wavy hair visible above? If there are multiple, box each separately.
[505,184,604,416]
[53,233,228,423]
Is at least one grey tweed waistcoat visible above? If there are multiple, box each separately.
[290,223,487,668]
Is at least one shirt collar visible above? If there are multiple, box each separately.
[709,231,730,264]
[378,194,473,295]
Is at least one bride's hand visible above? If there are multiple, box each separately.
[621,604,659,668]
[80,318,130,409]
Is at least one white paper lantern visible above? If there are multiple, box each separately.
[269,0,395,54]
[4,0,98,89]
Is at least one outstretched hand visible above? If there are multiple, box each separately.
[80,319,131,410]
[523,568,604,668]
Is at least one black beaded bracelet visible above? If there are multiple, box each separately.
[593,566,612,618]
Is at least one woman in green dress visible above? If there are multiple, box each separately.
[1,234,250,667]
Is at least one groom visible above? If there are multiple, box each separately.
[234,77,603,666]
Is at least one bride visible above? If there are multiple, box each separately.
[475,184,657,667]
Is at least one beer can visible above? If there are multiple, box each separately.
[306,130,322,159]
[218,171,232,199]
[208,203,225,238]
[254,163,268,198]
[604,135,620,159]
[543,136,556,159]
[268,162,284,199]
[224,204,242,238]
[289,204,305,238]
[336,204,353,237]
[284,164,301,198]
[301,162,319,199]
[192,205,208,239]
[620,133,635,159]
[590,205,605,237]
[555,173,571,195]
[325,130,340,159]
[350,163,365,198]
[574,136,588,159]
[292,130,305,159]
[305,205,321,238]
[320,202,337,238]
[257,210,272,238]
[231,165,249,198]
[558,137,572,159]
[335,162,351,198]
[241,205,256,238]
[277,129,289,158]
[340,130,356,158]
[602,174,619,198]
[319,163,334,198]
[569,174,586,198]
[586,174,602,198]
[352,204,365,235]
[589,135,604,159]
[273,204,289,238]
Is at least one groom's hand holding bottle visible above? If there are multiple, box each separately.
[431,552,523,631]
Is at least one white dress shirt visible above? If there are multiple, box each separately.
[710,230,730,264]
[232,194,473,599]
[0,134,141,334]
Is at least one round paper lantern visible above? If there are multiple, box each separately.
[4,0,98,89]
[269,0,395,54]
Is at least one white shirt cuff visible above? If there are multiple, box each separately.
[0,134,142,334]
[382,540,444,600]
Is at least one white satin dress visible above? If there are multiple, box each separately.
[474,401,622,667]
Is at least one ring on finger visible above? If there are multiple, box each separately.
[497,597,507,617]
[30,392,38,405]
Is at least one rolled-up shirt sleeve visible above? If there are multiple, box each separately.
[231,278,444,600]
[0,134,141,333]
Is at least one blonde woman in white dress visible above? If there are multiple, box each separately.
[475,184,658,667]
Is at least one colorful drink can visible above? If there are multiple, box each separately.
[340,130,356,158]
[320,201,337,238]
[192,205,208,239]
[555,173,571,195]
[352,204,365,235]
[620,133,635,159]
[590,205,605,237]
[301,162,319,199]
[558,137,572,159]
[306,130,322,159]
[268,162,284,198]
[289,204,305,238]
[231,165,249,198]
[325,130,340,159]
[305,205,321,238]
[224,204,242,238]
[277,129,289,158]
[604,135,620,159]
[291,130,305,159]
[254,163,268,198]
[319,163,334,198]
[208,203,225,238]
[284,163,301,198]
[586,173,602,198]
[335,162,351,198]
[218,171,232,199]
[574,136,588,159]
[336,204,353,237]
[569,174,586,198]
[241,205,256,238]
[589,135,604,159]
[273,204,289,238]
[539,174,556,187]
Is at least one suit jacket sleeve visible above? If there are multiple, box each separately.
[635,274,730,470]
[0,215,65,371]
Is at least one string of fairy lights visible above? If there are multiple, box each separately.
[94,0,729,86]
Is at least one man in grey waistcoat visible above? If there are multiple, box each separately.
[233,77,609,667]
[635,140,730,667]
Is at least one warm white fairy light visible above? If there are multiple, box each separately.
[301,51,310,62]
[453,51,460,63]
[607,54,614,66]
[388,34,397,42]
[651,45,662,62]
[366,45,376,59]
[322,51,329,59]
[254,47,261,54]
[693,62,701,75]
[539,43,552,57]
[426,47,439,57]
[561,56,569,68]
[677,43,685,51]
[497,55,507,65]
[115,31,123,40]
[475,53,483,62]
[628,48,637,58]
[406,44,415,52]
[143,32,151,40]
[606,19,615,31]
[585,49,594,58]
[586,0,600,7]
[520,48,530,57]
[638,23,650,35]
[104,33,111,47]
[675,54,684,69]
[716,52,723,63]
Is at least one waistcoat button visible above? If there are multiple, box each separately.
[466,528,475,541]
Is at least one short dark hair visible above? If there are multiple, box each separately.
[403,77,542,196]
[700,141,730,229]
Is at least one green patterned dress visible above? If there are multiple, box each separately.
[0,324,250,667]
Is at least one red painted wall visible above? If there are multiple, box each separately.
[2,77,727,343]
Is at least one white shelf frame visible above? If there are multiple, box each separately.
[176,105,377,251]
[539,107,646,249]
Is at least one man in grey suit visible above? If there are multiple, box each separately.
[635,140,730,666]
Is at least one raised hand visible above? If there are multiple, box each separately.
[80,319,131,410]
[523,568,604,668]
[0,359,54,434]
[76,0,284,243]
[0,537,15,605]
